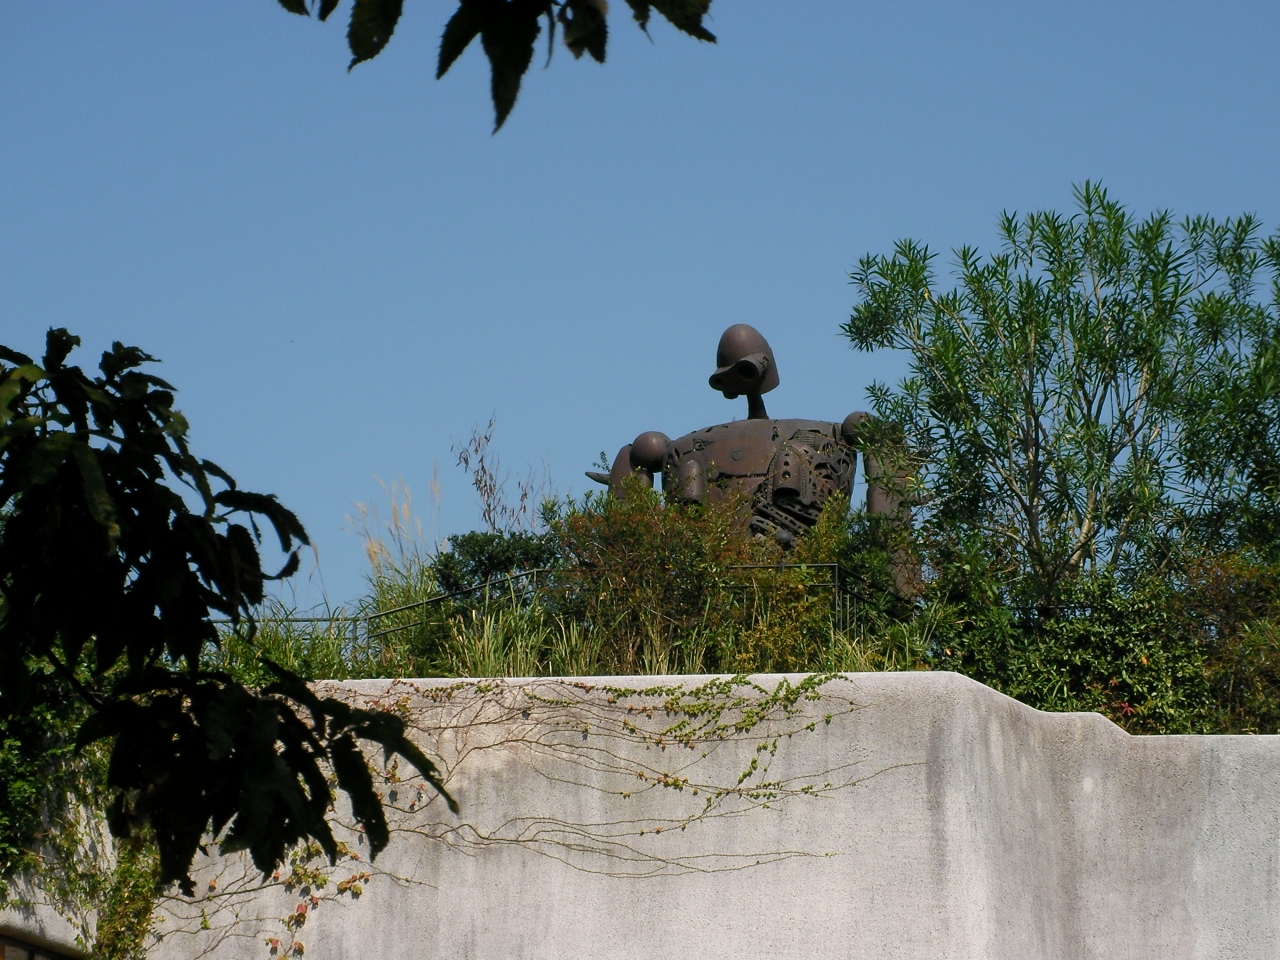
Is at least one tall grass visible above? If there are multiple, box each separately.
[210,566,924,684]
[207,599,403,684]
[207,468,925,683]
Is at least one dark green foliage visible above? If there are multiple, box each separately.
[0,719,43,875]
[478,0,547,131]
[346,0,405,69]
[0,331,453,895]
[843,183,1280,601]
[1186,552,1280,733]
[433,529,554,594]
[1179,265,1280,560]
[558,0,608,62]
[93,832,161,960]
[200,187,1280,739]
[542,483,757,674]
[0,670,85,883]
[221,476,1279,736]
[277,0,715,130]
[1207,620,1280,734]
[326,482,921,680]
[437,0,488,78]
[929,573,1212,734]
[624,0,715,42]
[842,185,1280,733]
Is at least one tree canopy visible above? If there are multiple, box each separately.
[843,182,1280,602]
[0,330,455,895]
[274,0,717,130]
[841,184,1280,732]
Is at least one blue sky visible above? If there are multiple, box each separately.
[3,1,1277,606]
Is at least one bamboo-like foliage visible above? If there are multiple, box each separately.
[844,182,1280,601]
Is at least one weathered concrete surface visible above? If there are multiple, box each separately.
[8,672,1280,959]
[0,885,87,959]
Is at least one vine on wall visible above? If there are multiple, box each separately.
[146,674,871,958]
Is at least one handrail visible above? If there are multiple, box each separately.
[218,562,874,630]
[364,568,548,620]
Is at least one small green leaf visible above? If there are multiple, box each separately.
[276,0,310,14]
[98,341,154,380]
[343,709,458,814]
[201,458,237,490]
[72,441,121,541]
[0,381,22,426]
[6,363,45,383]
[0,345,34,365]
[43,328,80,370]
[23,432,74,486]
[437,0,485,79]
[347,0,404,69]
[329,735,390,856]
[623,0,651,31]
[558,0,608,63]
[268,550,302,581]
[74,708,121,750]
[215,489,309,550]
[480,0,544,132]
[263,659,325,717]
[162,408,190,439]
[650,0,716,42]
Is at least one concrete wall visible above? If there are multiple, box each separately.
[7,672,1280,958]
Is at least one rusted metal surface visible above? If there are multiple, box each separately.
[587,325,906,555]
[661,418,857,543]
[708,323,779,418]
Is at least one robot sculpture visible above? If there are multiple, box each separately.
[586,324,903,547]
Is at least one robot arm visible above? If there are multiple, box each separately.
[841,411,910,519]
[585,431,669,498]
[843,411,919,597]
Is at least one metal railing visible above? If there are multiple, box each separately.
[219,562,878,640]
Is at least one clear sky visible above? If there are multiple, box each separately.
[3,2,1277,606]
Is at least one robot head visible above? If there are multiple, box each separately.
[708,324,780,399]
